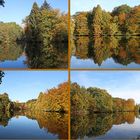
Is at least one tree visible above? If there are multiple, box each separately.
[0,0,4,7]
[40,0,51,10]
[74,12,89,36]
[112,4,132,16]
[92,5,102,36]
[127,6,140,35]
[25,2,40,42]
[0,71,4,84]
[87,87,113,112]
[71,83,137,114]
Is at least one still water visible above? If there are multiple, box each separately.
[71,112,140,139]
[0,111,68,139]
[71,36,140,69]
[0,42,68,69]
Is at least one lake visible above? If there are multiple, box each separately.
[0,41,68,69]
[71,112,140,139]
[0,111,68,139]
[71,36,140,69]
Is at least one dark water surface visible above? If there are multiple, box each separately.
[0,111,68,139]
[71,112,140,139]
[71,36,140,69]
[0,41,68,69]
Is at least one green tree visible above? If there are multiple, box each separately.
[112,4,132,16]
[92,5,102,36]
[25,2,40,42]
[40,0,51,10]
[74,12,89,36]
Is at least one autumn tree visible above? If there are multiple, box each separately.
[127,6,140,35]
[74,12,89,36]
[73,4,139,36]
[71,82,137,114]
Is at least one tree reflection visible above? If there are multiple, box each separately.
[73,36,140,66]
[25,42,68,68]
[0,110,68,139]
[71,112,136,139]
[0,42,24,62]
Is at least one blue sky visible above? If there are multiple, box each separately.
[71,0,140,15]
[0,71,68,102]
[0,0,68,25]
[71,71,140,104]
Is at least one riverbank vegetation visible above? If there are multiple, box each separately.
[71,83,140,114]
[0,0,68,68]
[72,4,140,36]
[0,82,68,114]
[71,36,140,66]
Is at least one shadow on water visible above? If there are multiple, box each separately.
[71,36,140,68]
[0,110,68,139]
[71,112,140,139]
[0,41,68,69]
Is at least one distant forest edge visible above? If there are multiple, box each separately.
[71,83,140,114]
[71,4,140,36]
[0,82,68,113]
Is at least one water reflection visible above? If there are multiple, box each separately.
[0,110,68,139]
[71,112,140,139]
[0,41,68,68]
[25,42,68,68]
[71,36,140,68]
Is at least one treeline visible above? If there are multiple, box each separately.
[72,4,140,36]
[0,22,22,43]
[0,93,25,113]
[0,82,68,113]
[26,82,69,113]
[71,83,139,114]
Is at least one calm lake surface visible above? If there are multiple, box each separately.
[71,112,140,139]
[0,42,68,69]
[71,36,140,69]
[0,111,68,139]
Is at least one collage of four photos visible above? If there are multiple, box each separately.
[0,0,140,139]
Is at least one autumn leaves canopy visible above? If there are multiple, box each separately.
[72,4,140,36]
[71,83,138,114]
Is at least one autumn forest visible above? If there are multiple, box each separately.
[72,4,140,36]
[0,0,68,68]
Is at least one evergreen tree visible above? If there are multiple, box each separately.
[27,2,40,42]
[93,5,102,36]
[40,0,51,10]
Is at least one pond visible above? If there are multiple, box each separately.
[71,36,140,69]
[0,111,68,139]
[71,112,140,139]
[0,41,68,69]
